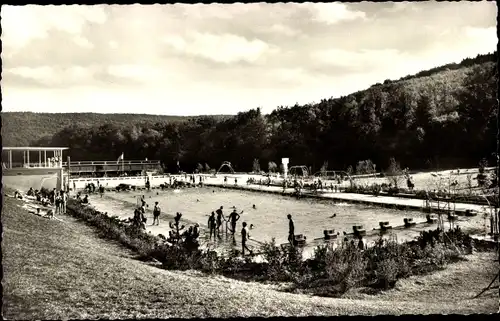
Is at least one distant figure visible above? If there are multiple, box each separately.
[27,187,34,196]
[358,235,365,250]
[234,178,238,185]
[330,213,337,218]
[287,214,295,246]
[216,206,225,238]
[45,209,54,219]
[252,204,256,209]
[140,195,146,207]
[241,222,253,256]
[61,190,68,214]
[249,224,254,230]
[208,212,217,240]
[193,223,200,239]
[228,208,242,236]
[153,201,161,226]
[82,195,89,204]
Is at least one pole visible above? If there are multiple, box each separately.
[9,150,12,169]
[39,150,41,167]
[44,150,47,167]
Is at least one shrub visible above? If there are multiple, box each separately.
[356,159,377,175]
[320,161,329,176]
[370,183,382,196]
[386,157,404,189]
[268,161,278,173]
[374,258,398,289]
[66,199,489,297]
[252,158,261,173]
[324,244,367,292]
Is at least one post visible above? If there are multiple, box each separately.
[39,150,41,167]
[44,150,47,167]
[9,150,12,169]
[282,158,289,182]
[27,150,30,167]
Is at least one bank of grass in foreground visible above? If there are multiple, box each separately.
[2,195,498,318]
[65,198,496,297]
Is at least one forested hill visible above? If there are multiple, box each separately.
[2,51,497,172]
[1,112,231,147]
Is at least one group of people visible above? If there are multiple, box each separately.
[207,206,244,240]
[207,205,256,255]
[20,186,69,219]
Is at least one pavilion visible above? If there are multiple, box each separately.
[2,147,69,191]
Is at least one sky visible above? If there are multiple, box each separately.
[1,2,497,116]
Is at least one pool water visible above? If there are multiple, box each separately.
[87,187,441,248]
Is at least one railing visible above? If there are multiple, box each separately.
[3,162,63,169]
[63,160,161,166]
[69,174,172,182]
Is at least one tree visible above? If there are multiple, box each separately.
[268,161,278,173]
[320,161,328,176]
[386,157,404,190]
[252,158,261,173]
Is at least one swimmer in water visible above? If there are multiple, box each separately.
[252,204,256,209]
[250,224,254,229]
[330,213,337,218]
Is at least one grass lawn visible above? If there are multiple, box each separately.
[2,195,498,318]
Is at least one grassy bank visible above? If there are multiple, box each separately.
[2,194,498,318]
[64,197,496,297]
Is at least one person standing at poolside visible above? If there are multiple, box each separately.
[61,190,68,214]
[241,222,253,256]
[54,193,62,215]
[208,212,217,241]
[287,214,295,246]
[228,208,242,236]
[152,201,161,226]
[215,206,226,238]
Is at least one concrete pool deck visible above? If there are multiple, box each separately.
[204,182,491,216]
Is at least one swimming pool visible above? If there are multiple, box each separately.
[86,187,448,248]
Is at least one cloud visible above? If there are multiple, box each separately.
[1,5,107,50]
[163,32,275,64]
[306,2,367,25]
[1,2,497,115]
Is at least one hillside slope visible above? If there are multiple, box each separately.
[2,195,497,318]
[1,112,230,147]
[2,52,496,171]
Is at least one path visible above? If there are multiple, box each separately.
[204,182,490,215]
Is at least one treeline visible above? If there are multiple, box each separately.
[1,112,231,147]
[28,52,499,173]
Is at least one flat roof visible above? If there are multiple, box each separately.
[3,147,69,151]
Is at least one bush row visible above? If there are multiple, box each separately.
[66,199,495,297]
